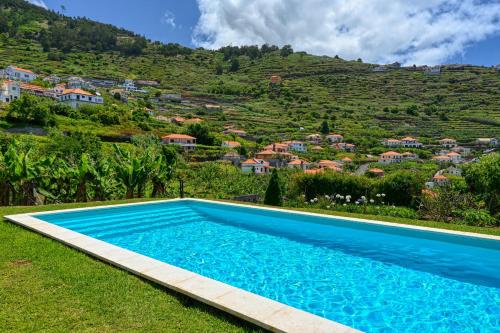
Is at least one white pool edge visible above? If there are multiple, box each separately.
[5,204,361,333]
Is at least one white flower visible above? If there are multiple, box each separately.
[376,206,380,209]
[336,194,340,198]
[370,199,374,203]
[381,193,386,197]
[346,199,350,203]
[346,195,352,199]
[310,199,314,203]
[340,195,345,200]
[361,196,366,200]
[325,195,330,199]
[376,194,381,197]
[326,205,331,209]
[355,201,359,205]
[343,203,347,206]
[391,205,396,208]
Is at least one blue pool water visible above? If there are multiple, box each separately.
[35,200,500,333]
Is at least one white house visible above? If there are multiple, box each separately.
[286,141,307,152]
[326,134,343,143]
[383,139,401,147]
[439,138,457,148]
[161,134,197,151]
[401,137,423,148]
[4,65,37,82]
[426,66,441,75]
[446,152,462,164]
[222,141,241,149]
[476,138,498,147]
[59,89,104,108]
[0,80,20,103]
[379,151,403,164]
[123,79,137,92]
[451,146,471,157]
[241,158,270,174]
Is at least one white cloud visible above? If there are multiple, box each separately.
[26,0,48,9]
[192,0,500,65]
[162,10,177,29]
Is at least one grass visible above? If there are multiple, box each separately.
[1,198,498,332]
[0,199,262,333]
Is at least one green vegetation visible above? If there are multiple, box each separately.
[264,169,283,206]
[0,200,262,333]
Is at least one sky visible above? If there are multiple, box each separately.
[28,0,500,66]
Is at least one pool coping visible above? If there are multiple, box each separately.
[4,198,499,333]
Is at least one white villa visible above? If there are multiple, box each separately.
[59,89,104,108]
[0,80,20,103]
[161,134,197,151]
[476,138,498,146]
[123,79,138,91]
[379,151,403,164]
[3,65,37,82]
[439,138,457,148]
[241,158,270,174]
[401,137,423,148]
[286,141,307,152]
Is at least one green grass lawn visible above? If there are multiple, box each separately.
[1,198,498,332]
[0,199,262,333]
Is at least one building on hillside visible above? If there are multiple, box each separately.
[383,139,401,147]
[439,138,457,148]
[326,134,343,143]
[44,75,61,84]
[222,141,241,149]
[53,83,66,95]
[0,80,21,103]
[3,65,37,82]
[20,83,51,97]
[311,146,324,152]
[265,143,289,153]
[451,146,471,157]
[379,151,403,164]
[222,152,242,166]
[401,137,423,148]
[433,175,450,186]
[67,76,92,90]
[205,104,222,112]
[255,150,294,168]
[368,168,385,177]
[59,89,104,108]
[432,155,452,163]
[123,79,137,91]
[372,66,387,72]
[476,138,498,147]
[0,80,20,103]
[425,66,441,75]
[287,159,310,171]
[318,160,342,171]
[341,157,353,164]
[445,166,462,176]
[224,129,247,137]
[161,134,196,151]
[446,152,462,164]
[285,141,307,152]
[270,75,282,84]
[402,152,418,160]
[333,142,356,152]
[241,159,270,174]
[306,134,322,144]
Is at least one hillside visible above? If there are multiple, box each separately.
[0,0,499,143]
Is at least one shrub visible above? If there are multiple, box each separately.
[264,169,283,206]
[377,170,424,207]
[294,172,373,201]
[456,209,497,227]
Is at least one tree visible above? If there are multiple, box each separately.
[464,153,500,215]
[229,58,240,72]
[280,44,294,57]
[264,169,283,206]
[320,120,330,134]
[215,62,223,75]
[187,123,214,145]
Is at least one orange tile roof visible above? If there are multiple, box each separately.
[402,137,416,141]
[223,141,241,147]
[256,150,277,155]
[342,157,353,162]
[288,159,309,165]
[369,168,384,173]
[20,83,48,92]
[304,168,324,175]
[433,175,448,180]
[13,67,34,74]
[61,88,95,96]
[381,151,402,156]
[447,152,460,156]
[185,118,203,123]
[162,134,196,140]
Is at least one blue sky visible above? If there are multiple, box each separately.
[33,0,500,66]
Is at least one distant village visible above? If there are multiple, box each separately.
[1,64,498,190]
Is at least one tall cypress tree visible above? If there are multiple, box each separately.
[264,169,283,206]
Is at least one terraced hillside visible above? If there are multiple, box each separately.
[0,0,499,144]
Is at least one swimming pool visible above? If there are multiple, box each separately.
[10,199,500,332]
